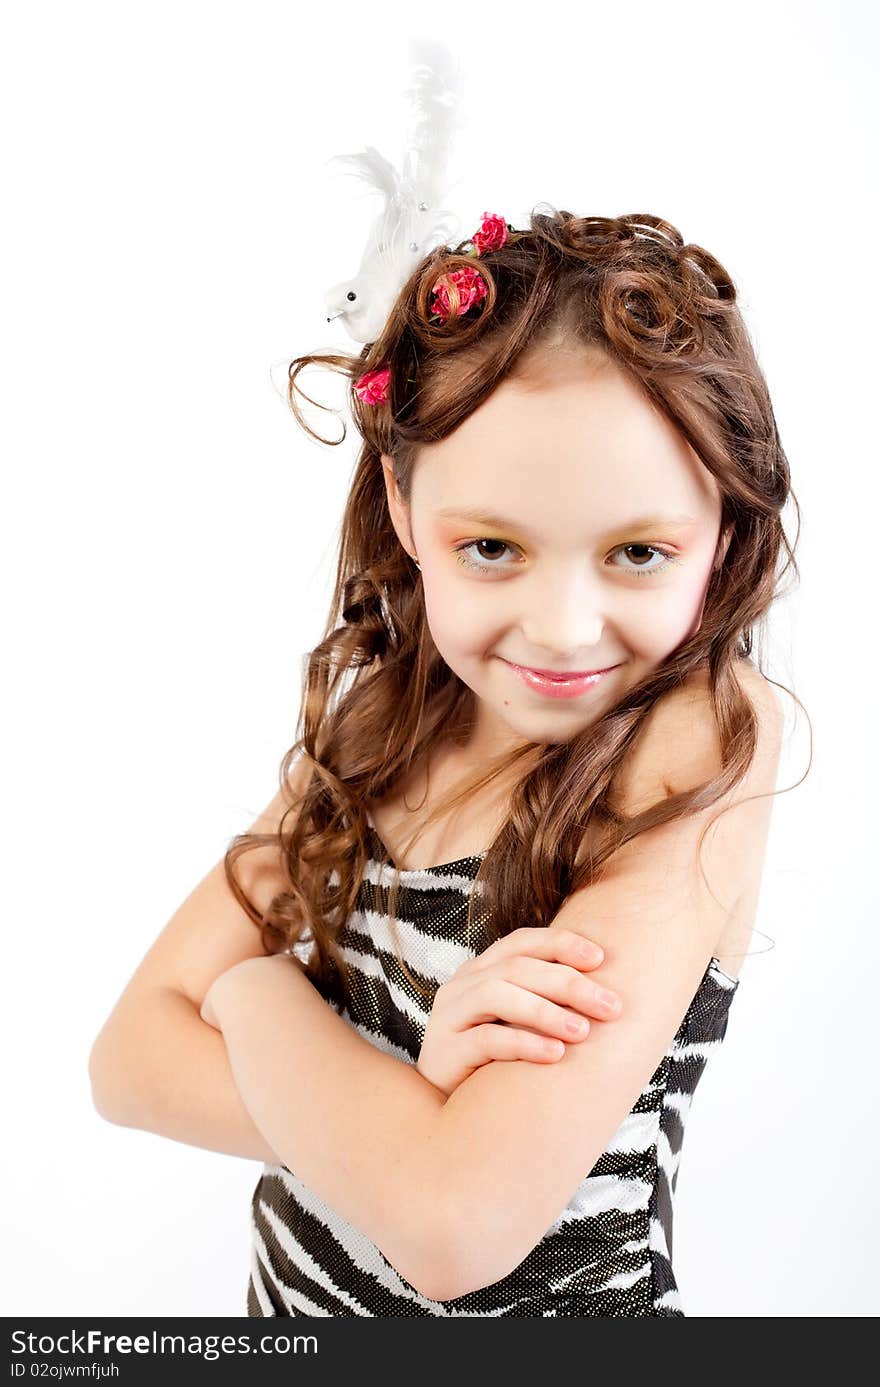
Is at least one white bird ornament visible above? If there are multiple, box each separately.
[322,37,468,346]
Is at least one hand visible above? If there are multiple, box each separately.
[416,927,623,1098]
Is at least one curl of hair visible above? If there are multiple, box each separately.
[224,204,808,1011]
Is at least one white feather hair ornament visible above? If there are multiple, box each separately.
[323,36,469,347]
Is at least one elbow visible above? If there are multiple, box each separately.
[88,1046,112,1122]
[88,1035,126,1126]
[406,1246,509,1305]
[425,1249,510,1303]
[399,1195,510,1304]
[427,1191,524,1300]
[379,1189,470,1304]
[403,1247,460,1303]
[400,1240,464,1304]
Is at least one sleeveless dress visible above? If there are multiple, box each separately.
[246,818,740,1317]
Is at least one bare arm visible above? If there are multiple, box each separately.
[88,757,313,1165]
[89,984,283,1164]
[208,954,453,1298]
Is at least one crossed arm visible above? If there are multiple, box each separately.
[207,955,453,1296]
[208,668,783,1302]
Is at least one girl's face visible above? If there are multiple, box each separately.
[382,349,731,758]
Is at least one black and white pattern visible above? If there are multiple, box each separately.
[247,822,739,1317]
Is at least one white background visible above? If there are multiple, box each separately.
[2,0,876,1318]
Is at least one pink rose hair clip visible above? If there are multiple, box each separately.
[352,212,511,408]
[319,40,522,412]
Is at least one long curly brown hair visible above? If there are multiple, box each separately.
[224,205,805,1011]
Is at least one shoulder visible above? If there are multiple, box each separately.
[611,658,784,818]
[603,659,784,931]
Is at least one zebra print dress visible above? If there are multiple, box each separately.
[246,819,740,1317]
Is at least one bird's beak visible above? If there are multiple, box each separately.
[326,309,345,322]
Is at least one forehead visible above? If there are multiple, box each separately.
[412,354,721,531]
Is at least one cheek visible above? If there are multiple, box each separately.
[423,572,496,653]
[651,562,715,644]
[621,562,715,654]
[422,576,467,655]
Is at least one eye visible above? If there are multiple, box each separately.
[608,543,679,577]
[454,539,519,572]
[453,538,680,578]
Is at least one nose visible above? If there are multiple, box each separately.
[519,565,606,657]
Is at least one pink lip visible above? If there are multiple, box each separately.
[503,659,620,700]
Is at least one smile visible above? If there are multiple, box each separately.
[502,660,620,700]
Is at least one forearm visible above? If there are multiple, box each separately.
[214,957,453,1294]
[90,986,283,1165]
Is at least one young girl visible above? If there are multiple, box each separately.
[90,207,797,1317]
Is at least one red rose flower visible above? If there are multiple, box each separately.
[353,365,391,405]
[471,211,508,255]
[429,265,489,324]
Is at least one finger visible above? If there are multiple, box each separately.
[520,925,606,969]
[454,975,593,1042]
[468,925,606,976]
[503,954,623,1021]
[466,1022,568,1066]
[456,955,620,1027]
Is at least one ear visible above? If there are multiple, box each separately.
[380,453,417,561]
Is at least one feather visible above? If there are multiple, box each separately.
[323,36,467,346]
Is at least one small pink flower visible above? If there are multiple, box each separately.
[471,212,508,255]
[429,264,488,324]
[353,365,391,405]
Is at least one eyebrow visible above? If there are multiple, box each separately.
[433,505,701,538]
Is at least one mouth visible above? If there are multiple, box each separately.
[502,659,621,700]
